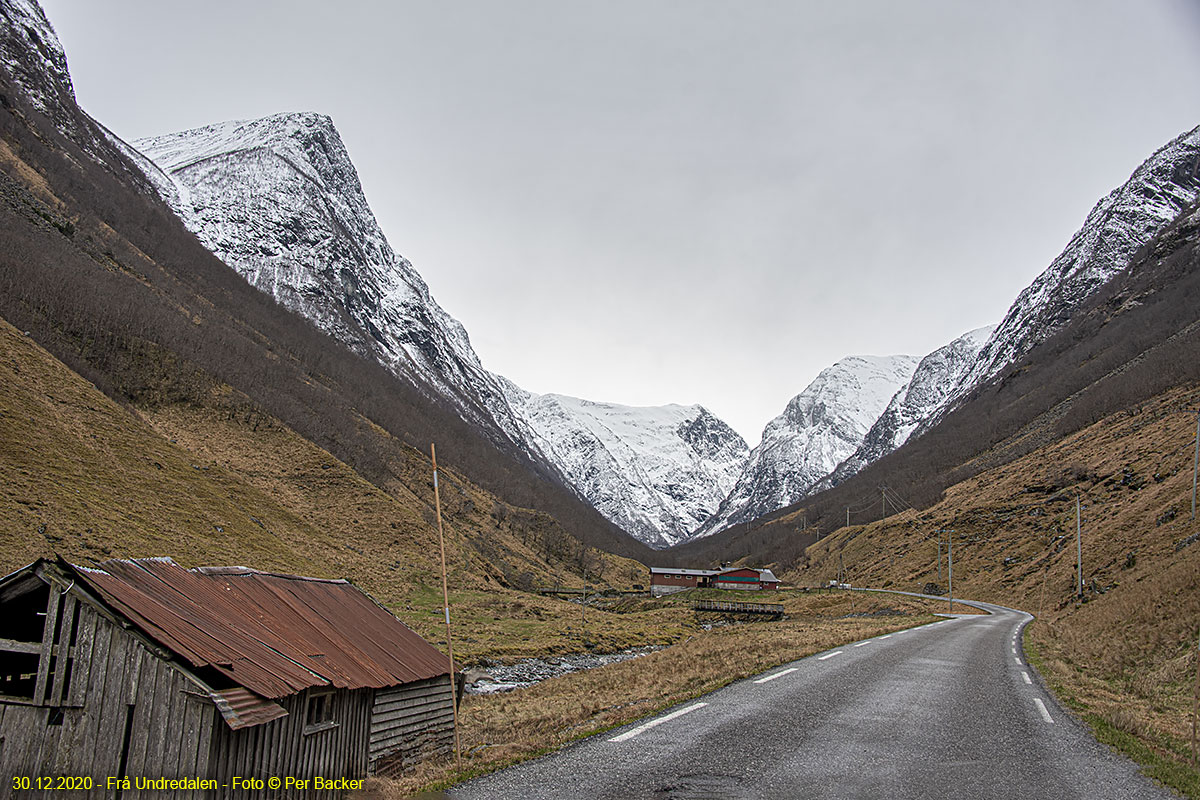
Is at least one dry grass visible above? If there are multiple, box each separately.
[793,382,1200,789]
[0,316,661,663]
[360,591,943,797]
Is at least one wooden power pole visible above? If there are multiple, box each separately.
[431,444,461,770]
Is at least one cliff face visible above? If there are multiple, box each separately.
[503,386,748,548]
[818,325,995,490]
[132,113,541,456]
[693,354,920,539]
[920,125,1200,434]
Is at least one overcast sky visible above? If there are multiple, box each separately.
[39,0,1200,442]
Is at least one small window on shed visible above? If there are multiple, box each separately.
[304,690,336,733]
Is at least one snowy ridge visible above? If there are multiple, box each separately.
[503,385,748,548]
[815,325,995,490]
[0,0,140,173]
[0,0,73,127]
[132,113,540,454]
[129,111,756,548]
[693,354,919,539]
[922,124,1200,432]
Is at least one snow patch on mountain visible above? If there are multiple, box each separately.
[128,111,758,548]
[131,113,539,452]
[922,125,1200,432]
[693,354,919,539]
[816,325,995,490]
[503,385,748,548]
[0,0,73,125]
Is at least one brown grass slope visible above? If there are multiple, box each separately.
[0,313,670,662]
[674,194,1200,572]
[0,44,650,564]
[795,381,1200,788]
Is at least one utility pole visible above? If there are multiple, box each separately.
[936,529,955,612]
[431,444,461,770]
[1178,408,1200,520]
[846,506,850,529]
[1076,495,1083,599]
[948,534,953,613]
[1192,410,1200,520]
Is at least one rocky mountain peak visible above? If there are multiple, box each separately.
[0,0,74,129]
[691,353,919,539]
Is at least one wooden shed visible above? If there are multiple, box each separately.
[0,557,455,797]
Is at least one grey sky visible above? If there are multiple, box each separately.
[40,0,1200,442]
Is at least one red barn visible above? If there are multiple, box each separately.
[649,566,779,596]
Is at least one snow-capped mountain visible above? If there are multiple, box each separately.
[816,325,995,489]
[919,124,1200,432]
[128,112,752,548]
[693,354,919,538]
[502,386,748,548]
[1,0,73,132]
[131,114,541,455]
[0,0,152,189]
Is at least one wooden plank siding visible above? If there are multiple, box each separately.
[2,563,457,790]
[207,687,373,798]
[369,675,454,777]
[0,602,219,800]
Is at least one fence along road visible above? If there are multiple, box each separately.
[449,598,1174,800]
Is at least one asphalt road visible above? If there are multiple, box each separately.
[449,599,1177,800]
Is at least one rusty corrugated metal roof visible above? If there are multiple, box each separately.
[66,558,450,699]
[209,688,289,730]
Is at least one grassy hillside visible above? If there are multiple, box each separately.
[0,314,672,661]
[675,198,1200,569]
[793,381,1200,790]
[0,55,649,565]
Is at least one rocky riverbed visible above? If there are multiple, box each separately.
[465,646,663,694]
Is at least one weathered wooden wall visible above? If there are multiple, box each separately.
[207,688,372,798]
[369,675,454,777]
[0,599,216,800]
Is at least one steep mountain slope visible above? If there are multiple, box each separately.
[502,387,747,548]
[916,124,1200,433]
[0,0,648,564]
[681,122,1200,550]
[796,380,1200,787]
[131,114,539,456]
[817,325,995,489]
[672,153,1200,570]
[129,113,757,549]
[693,355,919,538]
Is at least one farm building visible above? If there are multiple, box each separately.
[0,557,455,797]
[648,566,779,596]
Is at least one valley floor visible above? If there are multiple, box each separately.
[796,382,1200,797]
[357,590,949,797]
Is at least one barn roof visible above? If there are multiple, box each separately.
[63,557,450,700]
[648,567,720,576]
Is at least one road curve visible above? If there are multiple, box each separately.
[449,598,1175,800]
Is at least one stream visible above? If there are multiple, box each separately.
[464,646,663,694]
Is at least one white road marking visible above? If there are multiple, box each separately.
[878,634,892,639]
[609,702,708,742]
[1011,647,1017,654]
[853,641,871,647]
[754,668,798,684]
[1014,657,1022,665]
[818,650,844,661]
[1022,672,1032,685]
[1034,698,1054,724]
